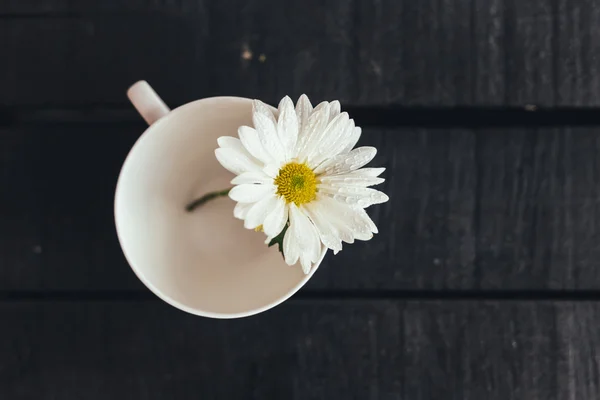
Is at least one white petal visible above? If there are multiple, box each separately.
[229,183,275,203]
[328,100,341,122]
[354,207,379,234]
[244,194,279,229]
[253,113,285,163]
[217,136,260,163]
[238,126,273,164]
[317,195,377,242]
[215,148,261,175]
[262,197,288,238]
[348,167,385,177]
[331,119,357,156]
[352,229,373,241]
[283,204,321,272]
[303,203,343,252]
[293,206,321,264]
[283,226,300,266]
[252,99,277,125]
[263,164,281,178]
[340,126,362,154]
[313,196,355,245]
[309,115,357,166]
[318,184,389,208]
[329,118,356,156]
[296,103,330,162]
[231,171,272,185]
[217,136,245,151]
[299,253,313,274]
[291,204,320,257]
[313,146,377,176]
[320,173,384,187]
[277,96,299,158]
[295,94,313,135]
[312,101,329,113]
[252,100,286,163]
[233,202,253,220]
[306,112,350,167]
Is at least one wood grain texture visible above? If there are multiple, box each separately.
[475,128,600,290]
[0,14,211,107]
[0,124,145,291]
[3,123,600,291]
[354,0,473,105]
[556,303,600,398]
[0,0,206,14]
[0,125,475,291]
[472,0,505,104]
[1,300,599,399]
[505,0,555,105]
[2,0,600,106]
[310,128,477,290]
[556,0,600,106]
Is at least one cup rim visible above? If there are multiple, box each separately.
[114,96,327,319]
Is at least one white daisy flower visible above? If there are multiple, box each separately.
[215,95,389,274]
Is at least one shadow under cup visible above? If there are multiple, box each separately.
[115,97,324,318]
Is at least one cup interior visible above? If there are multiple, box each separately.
[115,97,325,318]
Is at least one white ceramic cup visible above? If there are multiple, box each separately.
[115,81,326,318]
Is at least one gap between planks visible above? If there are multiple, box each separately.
[4,106,600,128]
[3,290,600,302]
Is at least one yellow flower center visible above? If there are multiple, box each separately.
[274,162,317,205]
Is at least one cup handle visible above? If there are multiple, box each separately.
[127,80,171,125]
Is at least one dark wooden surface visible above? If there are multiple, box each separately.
[5,124,600,292]
[2,300,600,400]
[2,0,600,106]
[2,0,600,398]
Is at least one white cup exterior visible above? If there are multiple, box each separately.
[115,83,326,318]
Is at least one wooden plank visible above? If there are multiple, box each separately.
[0,122,600,290]
[2,0,600,106]
[0,15,211,107]
[310,128,477,290]
[472,0,505,104]
[504,0,555,105]
[355,0,473,105]
[0,0,68,14]
[475,128,600,290]
[2,300,599,399]
[0,124,478,291]
[5,123,600,291]
[556,303,600,399]
[205,0,357,107]
[0,0,205,14]
[556,0,600,106]
[0,124,145,291]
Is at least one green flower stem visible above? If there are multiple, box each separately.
[186,188,232,212]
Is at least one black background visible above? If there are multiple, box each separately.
[2,0,600,398]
